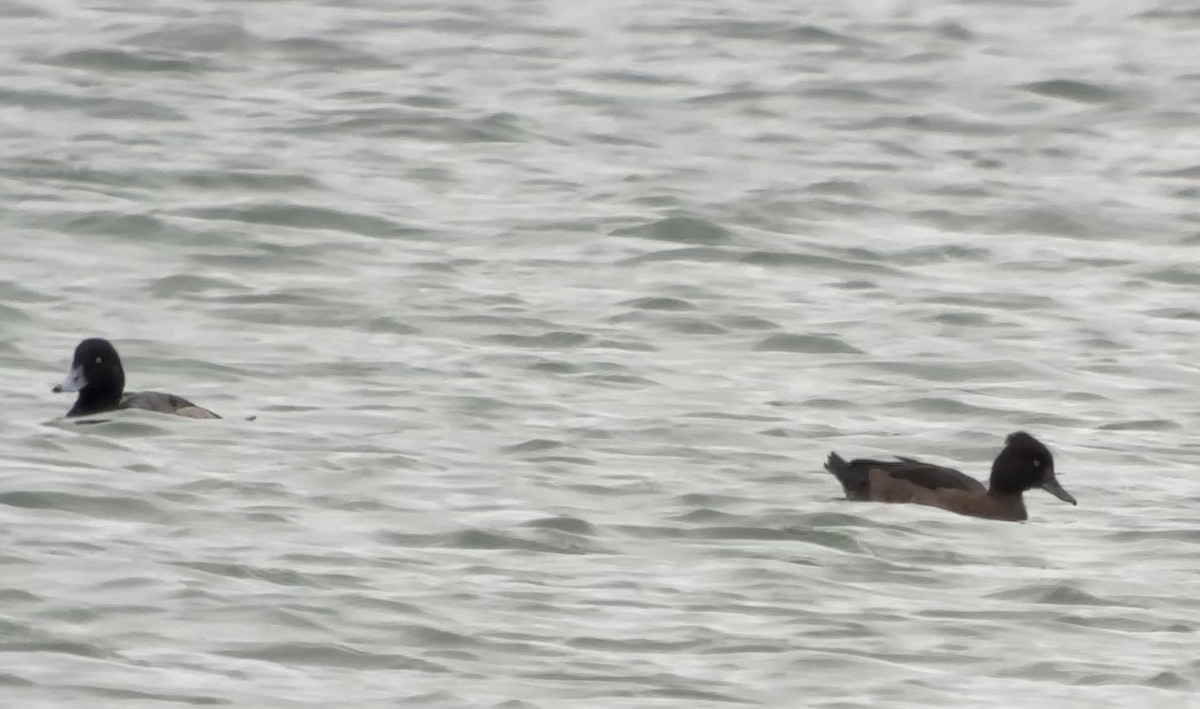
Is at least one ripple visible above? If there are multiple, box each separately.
[147,274,244,296]
[0,491,167,522]
[172,562,369,590]
[986,584,1129,607]
[127,20,261,52]
[520,516,599,536]
[0,672,34,687]
[993,206,1097,238]
[502,438,563,454]
[383,528,608,555]
[64,211,173,239]
[216,642,450,672]
[176,203,405,238]
[753,333,863,354]
[46,48,201,73]
[619,296,697,311]
[1020,79,1123,104]
[691,20,866,46]
[486,331,591,349]
[739,250,894,274]
[612,215,734,245]
[64,687,227,705]
[1096,419,1180,432]
[175,169,322,192]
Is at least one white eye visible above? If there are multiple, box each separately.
[1033,460,1041,467]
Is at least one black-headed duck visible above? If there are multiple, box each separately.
[53,338,220,419]
[824,431,1075,521]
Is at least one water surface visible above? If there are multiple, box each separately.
[2,1,1199,707]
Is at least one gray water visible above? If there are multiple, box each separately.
[2,1,1199,707]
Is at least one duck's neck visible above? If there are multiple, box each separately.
[67,385,123,417]
[981,489,1028,521]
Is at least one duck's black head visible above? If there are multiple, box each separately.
[53,338,126,416]
[989,431,1076,505]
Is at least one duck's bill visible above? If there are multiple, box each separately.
[53,365,87,393]
[1041,476,1077,505]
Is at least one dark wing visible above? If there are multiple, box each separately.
[886,458,986,492]
[855,457,986,493]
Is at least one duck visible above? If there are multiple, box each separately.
[823,431,1075,521]
[53,338,221,419]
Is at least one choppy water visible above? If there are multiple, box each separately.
[2,1,1199,707]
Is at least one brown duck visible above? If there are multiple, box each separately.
[824,432,1076,521]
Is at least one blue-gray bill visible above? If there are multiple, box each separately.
[1042,476,1077,505]
[53,365,86,393]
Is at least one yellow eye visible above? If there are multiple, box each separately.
[95,356,103,364]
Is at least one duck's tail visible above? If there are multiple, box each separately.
[824,452,870,500]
